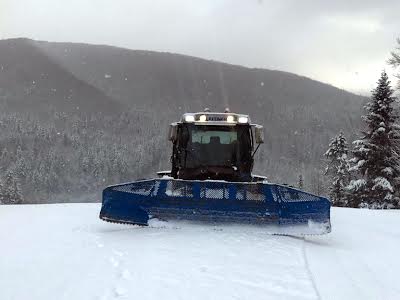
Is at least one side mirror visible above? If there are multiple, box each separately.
[168,123,178,142]
[255,125,264,144]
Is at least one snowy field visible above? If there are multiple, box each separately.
[1,204,400,300]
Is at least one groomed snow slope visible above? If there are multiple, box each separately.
[1,204,399,300]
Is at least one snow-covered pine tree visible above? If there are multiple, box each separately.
[2,170,23,205]
[13,177,24,204]
[347,71,400,208]
[0,178,3,204]
[325,132,350,206]
[0,147,9,163]
[297,174,304,190]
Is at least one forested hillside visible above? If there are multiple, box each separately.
[0,38,366,203]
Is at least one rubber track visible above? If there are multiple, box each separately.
[100,217,148,227]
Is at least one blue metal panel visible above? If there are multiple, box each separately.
[100,179,331,233]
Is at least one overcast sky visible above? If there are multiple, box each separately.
[1,0,399,94]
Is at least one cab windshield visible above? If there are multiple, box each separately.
[183,125,251,168]
[192,130,237,144]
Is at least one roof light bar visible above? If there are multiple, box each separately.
[238,116,248,123]
[226,115,235,123]
[199,115,207,122]
[184,115,195,122]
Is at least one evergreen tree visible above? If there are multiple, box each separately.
[1,170,23,205]
[325,132,350,206]
[0,148,8,163]
[15,157,28,181]
[297,174,304,190]
[0,178,3,204]
[347,71,400,208]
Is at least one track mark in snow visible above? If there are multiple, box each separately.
[109,257,120,268]
[93,233,105,249]
[94,238,104,248]
[233,278,265,289]
[302,239,321,300]
[120,270,132,280]
[112,250,125,257]
[199,266,208,272]
[105,248,132,299]
[113,286,127,298]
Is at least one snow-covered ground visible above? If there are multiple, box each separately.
[1,204,399,300]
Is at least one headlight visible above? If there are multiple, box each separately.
[238,116,248,123]
[226,115,235,123]
[199,115,207,122]
[185,115,195,122]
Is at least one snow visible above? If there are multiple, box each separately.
[383,167,393,176]
[306,208,400,299]
[352,140,368,151]
[372,177,394,192]
[347,178,366,190]
[1,204,400,300]
[350,159,366,171]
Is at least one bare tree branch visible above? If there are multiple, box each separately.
[388,38,400,89]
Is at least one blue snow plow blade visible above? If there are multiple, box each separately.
[100,179,331,235]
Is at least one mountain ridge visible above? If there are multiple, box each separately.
[6,37,364,96]
[0,37,366,192]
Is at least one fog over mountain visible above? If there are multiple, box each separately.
[0,38,366,202]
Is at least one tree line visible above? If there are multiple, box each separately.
[0,110,170,204]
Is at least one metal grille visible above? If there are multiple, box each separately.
[270,187,279,202]
[277,186,321,203]
[110,179,322,204]
[236,184,265,201]
[165,180,193,197]
[113,180,158,196]
[200,185,230,199]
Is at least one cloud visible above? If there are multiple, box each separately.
[322,15,383,34]
[1,0,399,94]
